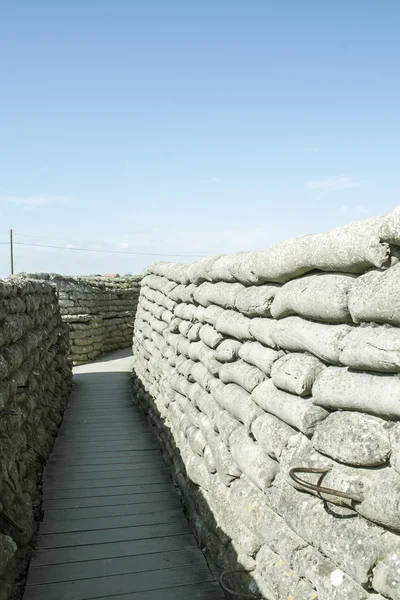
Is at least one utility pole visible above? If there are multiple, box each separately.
[10,229,14,275]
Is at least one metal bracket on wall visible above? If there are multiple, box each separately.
[288,466,364,503]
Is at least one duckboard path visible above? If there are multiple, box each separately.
[23,349,224,600]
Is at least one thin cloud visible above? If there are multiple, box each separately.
[0,195,71,211]
[116,241,129,249]
[305,176,363,195]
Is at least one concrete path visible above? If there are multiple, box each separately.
[23,349,224,600]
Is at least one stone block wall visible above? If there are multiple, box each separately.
[25,274,141,365]
[132,206,400,600]
[0,277,71,600]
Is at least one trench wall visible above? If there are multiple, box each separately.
[0,277,71,600]
[25,274,141,365]
[132,206,400,600]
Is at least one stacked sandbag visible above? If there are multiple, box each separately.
[24,273,141,365]
[132,206,400,600]
[0,276,72,600]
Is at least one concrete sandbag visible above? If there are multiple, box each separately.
[252,380,329,436]
[215,410,242,445]
[193,281,244,309]
[271,353,325,396]
[202,305,225,326]
[187,322,202,342]
[234,284,280,317]
[390,423,400,476]
[339,325,400,372]
[219,359,265,393]
[270,273,355,323]
[190,362,216,392]
[214,339,242,362]
[348,264,400,325]
[188,383,221,427]
[313,411,392,466]
[271,316,352,364]
[268,478,399,586]
[248,317,277,348]
[229,427,279,491]
[379,205,400,245]
[372,552,400,600]
[251,413,297,460]
[199,324,224,349]
[211,381,263,431]
[215,310,252,341]
[174,302,197,322]
[239,341,282,375]
[313,367,400,419]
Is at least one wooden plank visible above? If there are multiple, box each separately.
[40,508,185,535]
[44,457,165,475]
[43,472,171,491]
[27,547,205,585]
[84,582,224,600]
[44,466,168,483]
[37,520,192,549]
[46,450,161,466]
[30,534,198,568]
[24,563,214,600]
[42,482,175,501]
[43,498,181,522]
[43,488,175,510]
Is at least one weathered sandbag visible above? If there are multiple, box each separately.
[174,302,197,322]
[348,264,400,325]
[229,427,279,491]
[179,283,196,304]
[271,316,352,364]
[186,425,207,456]
[202,305,225,326]
[254,544,317,600]
[248,318,278,348]
[372,552,400,600]
[252,380,329,436]
[271,353,325,396]
[234,285,280,317]
[178,320,192,336]
[219,360,265,393]
[291,545,372,600]
[168,317,182,333]
[313,411,392,466]
[215,410,242,445]
[199,324,224,349]
[193,281,245,309]
[379,205,400,245]
[267,478,399,586]
[187,254,225,285]
[238,341,282,375]
[211,381,263,430]
[168,283,185,303]
[188,383,221,427]
[313,367,400,419]
[187,322,202,342]
[215,310,252,341]
[179,441,210,490]
[203,445,217,473]
[270,273,355,323]
[281,433,400,533]
[197,414,242,485]
[339,325,400,372]
[251,413,297,460]
[214,339,242,362]
[390,423,400,476]
[190,362,216,392]
[141,274,177,295]
[197,343,221,376]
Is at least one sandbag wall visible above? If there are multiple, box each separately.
[0,277,71,600]
[132,207,400,600]
[26,274,141,365]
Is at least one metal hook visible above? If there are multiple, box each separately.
[289,466,364,503]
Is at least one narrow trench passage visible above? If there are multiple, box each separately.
[23,349,224,600]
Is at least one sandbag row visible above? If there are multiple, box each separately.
[24,273,141,364]
[132,208,400,600]
[0,277,72,600]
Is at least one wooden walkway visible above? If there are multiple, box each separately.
[24,349,224,600]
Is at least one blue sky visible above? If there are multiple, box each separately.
[1,1,400,276]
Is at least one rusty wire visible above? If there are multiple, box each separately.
[219,568,261,599]
[289,466,364,503]
[0,409,18,415]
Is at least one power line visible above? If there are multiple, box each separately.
[13,241,205,259]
